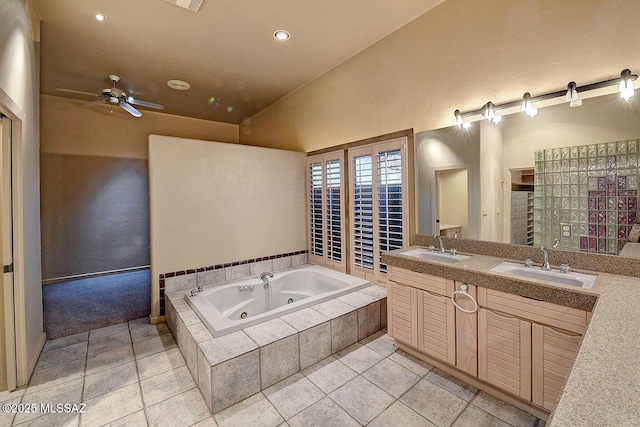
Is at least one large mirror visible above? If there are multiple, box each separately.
[416,91,640,256]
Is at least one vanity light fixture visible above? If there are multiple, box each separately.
[453,68,637,126]
[482,102,501,124]
[565,81,582,107]
[619,69,635,101]
[521,93,538,117]
[454,109,471,129]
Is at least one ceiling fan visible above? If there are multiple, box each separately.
[56,75,164,117]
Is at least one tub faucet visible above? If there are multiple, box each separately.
[258,272,274,288]
[435,235,445,253]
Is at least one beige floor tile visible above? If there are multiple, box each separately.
[302,356,358,394]
[264,373,324,420]
[287,397,359,427]
[0,396,21,426]
[85,344,135,376]
[35,342,87,370]
[426,368,478,401]
[453,404,512,427]
[471,391,538,427]
[329,376,394,424]
[13,411,80,426]
[388,349,433,376]
[363,358,421,398]
[335,343,385,373]
[101,410,148,427]
[129,322,170,343]
[400,378,468,427]
[214,393,283,427]
[89,323,130,340]
[369,401,436,427]
[83,361,138,401]
[191,417,219,427]
[15,378,83,425]
[87,330,132,357]
[139,364,196,406]
[80,383,143,426]
[136,347,186,380]
[27,358,85,394]
[145,388,210,427]
[361,332,396,356]
[42,332,89,353]
[132,333,176,359]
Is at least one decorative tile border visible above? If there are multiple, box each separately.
[158,250,308,316]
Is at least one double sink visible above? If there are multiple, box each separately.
[400,247,597,289]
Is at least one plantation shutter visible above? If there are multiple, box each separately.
[349,137,408,282]
[306,151,346,272]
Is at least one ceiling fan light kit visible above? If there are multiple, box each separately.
[56,75,164,118]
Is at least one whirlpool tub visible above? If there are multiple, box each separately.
[184,264,370,337]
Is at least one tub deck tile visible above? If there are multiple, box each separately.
[199,331,258,366]
[244,318,297,347]
[280,308,330,331]
[310,299,355,319]
[359,284,388,301]
[338,291,378,309]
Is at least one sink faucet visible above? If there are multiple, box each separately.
[540,246,551,271]
[435,235,445,253]
[258,272,274,288]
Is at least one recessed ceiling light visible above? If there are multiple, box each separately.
[273,30,290,41]
[167,79,191,91]
[95,13,108,22]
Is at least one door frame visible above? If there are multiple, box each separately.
[432,164,470,237]
[0,86,27,389]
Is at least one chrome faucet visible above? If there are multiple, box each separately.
[435,235,445,253]
[540,246,551,271]
[258,272,274,288]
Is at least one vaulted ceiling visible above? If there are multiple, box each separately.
[36,0,444,124]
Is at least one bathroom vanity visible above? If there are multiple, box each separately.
[382,237,640,425]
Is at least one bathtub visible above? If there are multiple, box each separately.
[184,264,370,337]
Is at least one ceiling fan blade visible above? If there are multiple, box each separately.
[81,100,105,109]
[56,88,101,97]
[119,101,142,117]
[128,98,164,110]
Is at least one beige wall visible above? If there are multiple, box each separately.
[240,0,640,152]
[0,0,44,384]
[148,136,306,319]
[480,122,505,242]
[41,95,239,158]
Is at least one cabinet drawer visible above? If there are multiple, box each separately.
[477,288,588,334]
[389,266,452,296]
[417,290,455,365]
[532,324,582,411]
[478,308,532,400]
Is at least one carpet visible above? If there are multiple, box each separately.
[43,269,151,340]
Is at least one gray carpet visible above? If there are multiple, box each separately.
[43,269,151,340]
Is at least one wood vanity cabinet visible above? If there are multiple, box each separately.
[388,267,476,372]
[388,266,589,414]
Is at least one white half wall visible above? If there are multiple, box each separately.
[148,135,306,318]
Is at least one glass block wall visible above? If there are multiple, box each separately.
[533,140,639,254]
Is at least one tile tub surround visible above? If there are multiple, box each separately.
[383,245,640,426]
[166,281,387,414]
[158,250,308,316]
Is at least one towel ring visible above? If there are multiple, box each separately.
[450,284,479,314]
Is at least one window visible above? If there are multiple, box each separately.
[349,137,409,282]
[306,151,346,272]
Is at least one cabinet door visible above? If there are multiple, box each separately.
[454,283,478,376]
[417,289,456,365]
[532,324,582,411]
[388,282,417,347]
[478,308,532,400]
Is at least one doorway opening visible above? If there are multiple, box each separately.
[435,168,469,238]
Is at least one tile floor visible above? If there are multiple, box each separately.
[0,319,546,427]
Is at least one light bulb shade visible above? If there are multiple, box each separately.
[483,102,495,122]
[454,109,464,127]
[521,93,537,117]
[619,69,635,101]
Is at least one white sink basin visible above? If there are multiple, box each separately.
[489,261,597,289]
[401,248,471,264]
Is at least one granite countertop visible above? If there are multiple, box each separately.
[382,246,640,426]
